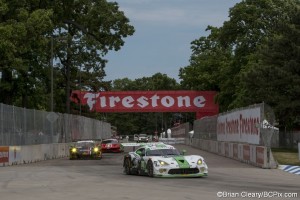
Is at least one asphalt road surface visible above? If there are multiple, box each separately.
[0,144,299,200]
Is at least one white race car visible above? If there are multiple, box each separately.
[122,143,208,177]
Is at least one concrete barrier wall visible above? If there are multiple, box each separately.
[0,143,69,166]
[186,138,276,169]
[2,139,279,168]
[159,138,185,144]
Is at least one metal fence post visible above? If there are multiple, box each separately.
[0,104,3,145]
[298,142,300,161]
[24,107,26,145]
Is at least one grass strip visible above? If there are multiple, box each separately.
[272,148,300,166]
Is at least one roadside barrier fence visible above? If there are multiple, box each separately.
[0,103,111,146]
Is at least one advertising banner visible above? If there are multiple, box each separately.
[9,146,21,165]
[243,145,250,161]
[256,146,266,167]
[0,146,9,163]
[217,107,261,144]
[70,90,219,114]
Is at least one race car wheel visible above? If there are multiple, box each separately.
[124,158,132,175]
[69,155,77,160]
[147,160,154,177]
[137,161,142,175]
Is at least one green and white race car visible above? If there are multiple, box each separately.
[122,143,208,177]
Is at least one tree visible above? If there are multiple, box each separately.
[179,26,233,94]
[49,0,135,113]
[150,73,180,90]
[0,0,135,113]
[0,0,53,108]
[217,0,297,110]
[180,0,299,113]
[111,78,135,91]
[237,2,300,130]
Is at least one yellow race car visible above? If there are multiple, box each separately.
[69,140,102,160]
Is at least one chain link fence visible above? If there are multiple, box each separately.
[260,103,279,147]
[0,103,111,146]
[193,115,217,140]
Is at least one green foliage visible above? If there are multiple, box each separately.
[180,0,300,130]
[0,0,134,114]
[3,0,300,135]
[0,0,53,107]
[272,148,300,165]
[179,26,233,93]
[50,0,135,113]
[236,4,300,129]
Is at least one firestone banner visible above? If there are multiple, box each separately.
[70,90,218,114]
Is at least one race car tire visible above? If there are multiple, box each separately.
[95,156,102,160]
[147,160,154,177]
[137,161,142,175]
[124,158,132,175]
[69,155,77,160]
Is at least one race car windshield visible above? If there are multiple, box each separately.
[102,140,118,144]
[139,134,147,137]
[75,142,94,148]
[147,149,180,156]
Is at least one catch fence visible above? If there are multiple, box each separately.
[0,103,111,146]
[193,103,279,147]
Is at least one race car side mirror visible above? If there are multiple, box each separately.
[181,150,187,155]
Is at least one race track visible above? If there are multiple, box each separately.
[0,144,299,200]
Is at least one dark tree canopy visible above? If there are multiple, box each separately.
[2,0,300,133]
[0,0,134,113]
[180,0,300,130]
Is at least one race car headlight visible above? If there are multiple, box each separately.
[93,147,99,152]
[197,159,203,165]
[71,148,77,153]
[158,160,169,166]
